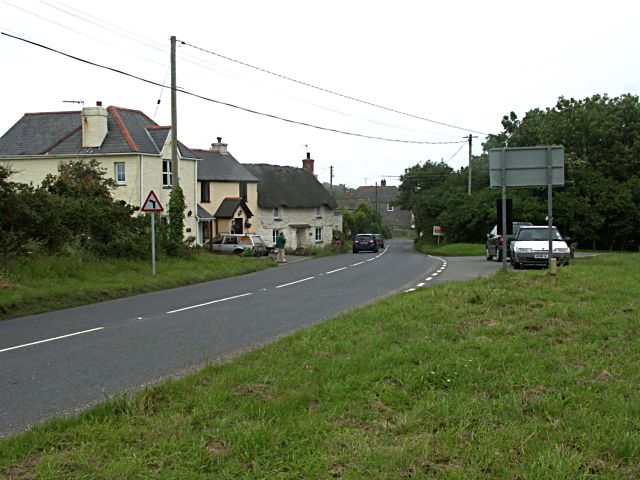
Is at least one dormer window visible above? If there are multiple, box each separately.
[273,207,281,219]
[315,206,322,218]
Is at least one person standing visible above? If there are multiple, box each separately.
[275,231,287,263]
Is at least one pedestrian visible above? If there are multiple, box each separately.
[276,230,287,263]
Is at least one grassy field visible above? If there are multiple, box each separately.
[416,241,484,256]
[1,253,638,478]
[0,252,276,321]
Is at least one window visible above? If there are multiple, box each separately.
[162,160,172,187]
[273,207,280,219]
[201,181,210,203]
[239,182,247,201]
[387,204,394,212]
[315,227,322,242]
[272,229,278,244]
[115,162,125,185]
[315,206,322,218]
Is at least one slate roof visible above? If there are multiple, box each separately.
[197,204,214,220]
[0,106,198,159]
[193,149,258,182]
[244,163,338,209]
[214,197,253,218]
[353,185,401,204]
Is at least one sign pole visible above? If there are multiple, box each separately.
[151,212,156,276]
[500,148,508,272]
[546,147,553,269]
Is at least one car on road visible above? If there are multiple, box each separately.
[486,221,533,261]
[373,234,385,249]
[209,234,268,256]
[510,226,570,269]
[353,234,379,253]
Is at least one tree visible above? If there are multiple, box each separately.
[342,203,390,239]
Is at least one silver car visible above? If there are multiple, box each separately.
[210,234,268,256]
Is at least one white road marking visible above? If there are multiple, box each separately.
[432,272,439,276]
[366,258,375,262]
[326,267,347,275]
[166,293,252,314]
[417,282,425,287]
[350,261,365,267]
[275,276,315,289]
[405,288,416,293]
[0,327,105,354]
[426,277,433,281]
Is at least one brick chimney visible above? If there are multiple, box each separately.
[381,179,387,187]
[81,101,108,148]
[302,151,314,173]
[211,136,228,154]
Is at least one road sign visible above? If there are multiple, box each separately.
[489,146,564,187]
[432,226,444,236]
[141,190,164,213]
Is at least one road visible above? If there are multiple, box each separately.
[0,240,500,437]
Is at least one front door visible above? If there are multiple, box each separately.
[232,218,244,234]
[296,228,306,248]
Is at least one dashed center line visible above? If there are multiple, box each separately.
[417,282,425,287]
[167,293,252,314]
[350,261,365,267]
[275,276,315,289]
[325,267,347,275]
[426,277,433,281]
[0,327,105,354]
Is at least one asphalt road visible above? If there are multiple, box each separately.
[0,240,500,437]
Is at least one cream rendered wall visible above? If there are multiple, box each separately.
[1,157,60,186]
[255,206,336,249]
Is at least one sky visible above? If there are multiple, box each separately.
[1,0,639,188]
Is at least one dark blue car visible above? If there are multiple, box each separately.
[352,234,378,253]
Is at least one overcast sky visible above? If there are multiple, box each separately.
[1,0,638,187]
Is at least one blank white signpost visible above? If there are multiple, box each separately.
[140,191,164,275]
[489,146,564,272]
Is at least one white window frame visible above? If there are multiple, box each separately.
[315,227,322,242]
[273,207,281,219]
[272,229,278,245]
[315,206,322,218]
[115,162,126,185]
[162,160,172,187]
[387,204,395,212]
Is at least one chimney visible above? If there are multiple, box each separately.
[211,136,228,154]
[302,151,314,173]
[81,101,108,148]
[381,179,387,187]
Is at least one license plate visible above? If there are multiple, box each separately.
[534,254,549,259]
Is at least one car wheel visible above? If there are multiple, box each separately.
[485,247,493,261]
[353,249,357,254]
[374,248,379,253]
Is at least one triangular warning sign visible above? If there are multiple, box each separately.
[141,190,164,212]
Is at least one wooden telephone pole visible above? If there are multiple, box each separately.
[467,134,477,195]
[171,35,179,189]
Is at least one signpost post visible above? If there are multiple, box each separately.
[432,226,444,246]
[489,146,564,271]
[140,191,164,275]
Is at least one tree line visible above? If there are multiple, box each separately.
[399,94,640,251]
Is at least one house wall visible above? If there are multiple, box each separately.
[2,153,199,240]
[255,205,336,249]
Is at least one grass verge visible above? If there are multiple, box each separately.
[0,252,276,321]
[1,253,639,478]
[416,241,484,256]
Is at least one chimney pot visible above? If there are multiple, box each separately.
[217,137,222,143]
[306,152,311,159]
[96,101,102,107]
[381,179,387,187]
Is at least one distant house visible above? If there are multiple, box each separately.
[337,179,414,236]
[244,154,339,249]
[0,102,200,238]
[192,138,260,245]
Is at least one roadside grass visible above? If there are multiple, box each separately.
[0,252,275,321]
[416,241,484,256]
[1,253,639,478]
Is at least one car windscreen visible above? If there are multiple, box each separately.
[356,235,373,241]
[517,228,563,241]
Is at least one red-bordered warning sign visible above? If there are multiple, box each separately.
[141,190,164,212]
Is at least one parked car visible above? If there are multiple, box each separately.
[373,234,385,249]
[210,234,268,256]
[486,222,533,261]
[510,226,570,269]
[353,234,378,253]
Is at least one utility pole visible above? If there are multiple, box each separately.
[171,35,179,189]
[466,134,477,195]
[329,165,334,194]
[375,181,378,214]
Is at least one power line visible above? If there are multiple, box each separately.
[181,40,489,136]
[446,142,467,163]
[1,32,468,146]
